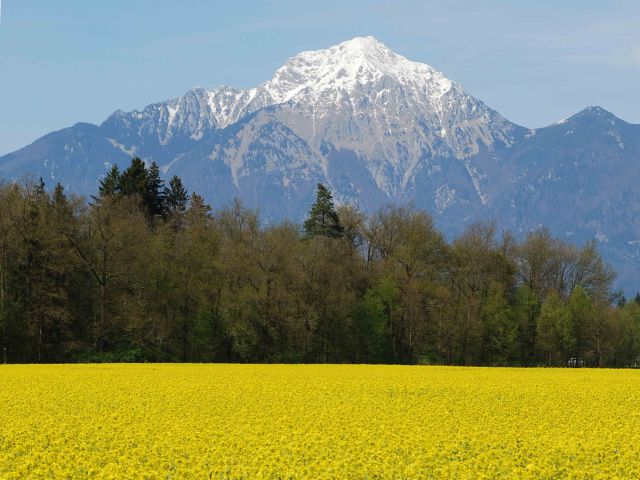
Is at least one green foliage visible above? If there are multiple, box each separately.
[0,173,630,366]
[356,280,397,363]
[303,184,343,238]
[144,161,166,219]
[513,285,539,365]
[481,283,516,365]
[164,175,188,214]
[536,290,575,365]
[567,286,593,357]
[613,302,640,367]
[97,158,191,223]
[120,157,148,197]
[99,165,121,198]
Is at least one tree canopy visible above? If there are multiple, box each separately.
[0,166,635,366]
[304,183,343,238]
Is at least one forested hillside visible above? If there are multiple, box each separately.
[0,158,637,366]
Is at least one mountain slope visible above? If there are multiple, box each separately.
[491,107,640,289]
[0,123,131,192]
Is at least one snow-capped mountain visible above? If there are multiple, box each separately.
[1,36,640,290]
[96,36,523,206]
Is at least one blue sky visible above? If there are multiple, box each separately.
[0,0,638,155]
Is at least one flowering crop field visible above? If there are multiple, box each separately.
[1,365,639,479]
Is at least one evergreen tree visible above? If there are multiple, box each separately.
[144,161,166,218]
[13,183,73,361]
[120,158,147,198]
[611,289,626,307]
[99,165,121,198]
[303,184,343,238]
[52,183,67,208]
[164,175,188,214]
[34,177,46,197]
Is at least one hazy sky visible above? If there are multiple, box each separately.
[0,0,638,155]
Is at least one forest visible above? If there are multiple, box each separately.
[0,157,638,367]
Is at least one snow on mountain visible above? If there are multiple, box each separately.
[100,36,523,202]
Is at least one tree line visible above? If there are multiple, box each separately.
[0,158,638,366]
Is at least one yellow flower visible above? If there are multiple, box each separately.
[0,365,639,478]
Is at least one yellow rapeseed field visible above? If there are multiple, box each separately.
[1,365,639,479]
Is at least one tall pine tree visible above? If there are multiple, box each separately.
[303,184,343,238]
[120,158,147,198]
[164,175,188,214]
[99,165,122,198]
[145,161,166,219]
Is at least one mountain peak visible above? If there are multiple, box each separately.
[335,35,390,55]
[576,105,618,119]
[327,36,408,71]
[263,36,454,105]
[558,106,625,128]
[339,35,384,47]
